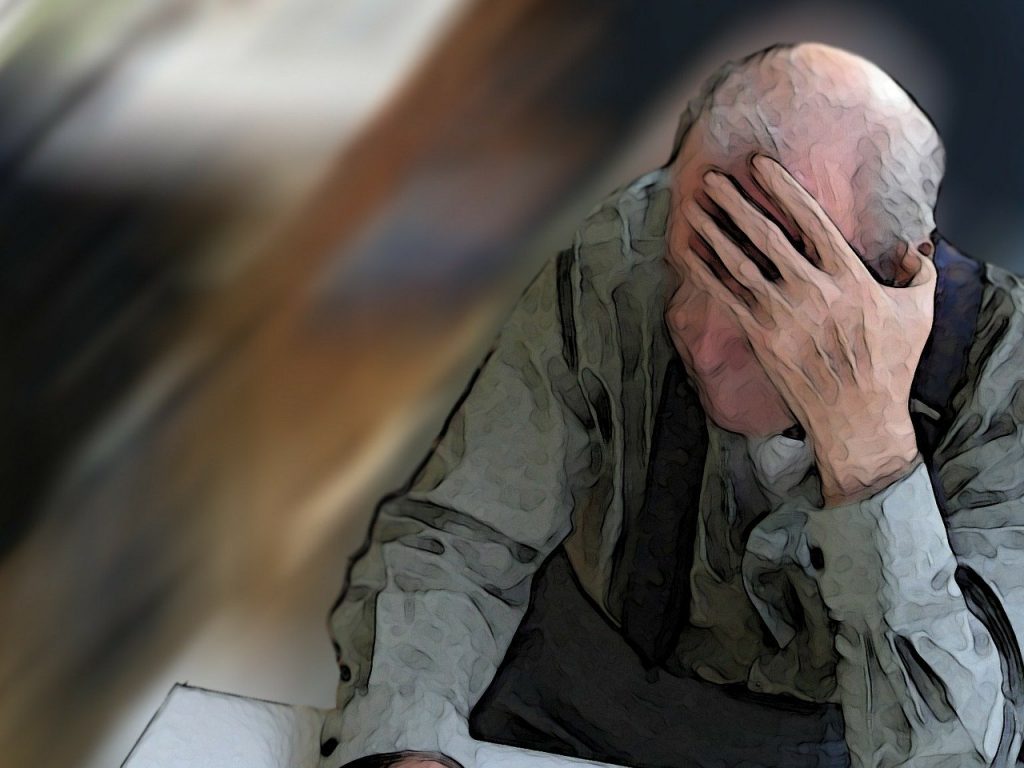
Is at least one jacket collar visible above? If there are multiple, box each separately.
[909,238,985,457]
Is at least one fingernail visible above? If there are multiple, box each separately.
[702,169,723,184]
[751,154,771,172]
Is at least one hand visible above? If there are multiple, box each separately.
[389,758,459,768]
[342,750,463,768]
[679,154,936,506]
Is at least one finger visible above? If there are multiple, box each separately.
[902,247,938,289]
[882,247,937,318]
[750,154,872,283]
[678,241,751,315]
[685,224,753,302]
[683,226,777,329]
[703,170,819,285]
[678,243,774,331]
[683,198,777,305]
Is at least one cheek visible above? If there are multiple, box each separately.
[666,282,794,435]
[716,327,755,367]
[669,300,751,377]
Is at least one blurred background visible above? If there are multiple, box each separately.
[2,1,1022,766]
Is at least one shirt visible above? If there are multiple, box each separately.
[320,167,1024,768]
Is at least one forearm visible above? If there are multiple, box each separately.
[324,521,537,768]
[805,462,1006,766]
[320,248,594,765]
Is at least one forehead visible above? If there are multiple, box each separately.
[670,120,861,246]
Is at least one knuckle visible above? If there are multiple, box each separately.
[766,227,788,254]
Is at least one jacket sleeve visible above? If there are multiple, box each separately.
[318,249,596,768]
[800,460,1011,768]
[743,288,1024,768]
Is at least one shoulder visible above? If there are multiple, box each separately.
[572,168,673,290]
[968,261,1024,383]
[981,260,1024,316]
[560,169,676,413]
[939,261,1024,534]
[938,258,1024,486]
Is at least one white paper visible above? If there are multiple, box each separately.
[123,684,625,768]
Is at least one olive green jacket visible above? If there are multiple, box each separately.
[320,167,1024,768]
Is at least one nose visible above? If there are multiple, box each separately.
[687,329,728,378]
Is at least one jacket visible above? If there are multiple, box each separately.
[320,166,1024,768]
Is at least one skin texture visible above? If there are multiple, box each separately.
[664,43,937,506]
[675,156,934,506]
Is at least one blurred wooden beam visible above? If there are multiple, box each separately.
[3,2,708,767]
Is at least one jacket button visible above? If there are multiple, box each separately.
[320,737,339,757]
[340,664,352,682]
[809,546,825,570]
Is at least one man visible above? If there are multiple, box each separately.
[318,43,1024,767]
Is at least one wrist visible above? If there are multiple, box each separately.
[813,412,920,507]
[819,451,922,507]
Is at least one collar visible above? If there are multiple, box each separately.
[909,238,985,452]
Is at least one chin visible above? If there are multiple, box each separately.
[707,413,773,438]
[702,395,793,438]
[686,365,793,438]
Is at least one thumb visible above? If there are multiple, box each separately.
[897,243,937,290]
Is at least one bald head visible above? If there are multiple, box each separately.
[667,43,944,277]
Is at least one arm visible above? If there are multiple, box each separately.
[741,270,1024,767]
[747,459,1014,767]
[319,249,595,768]
[745,322,1024,767]
[681,156,1024,765]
